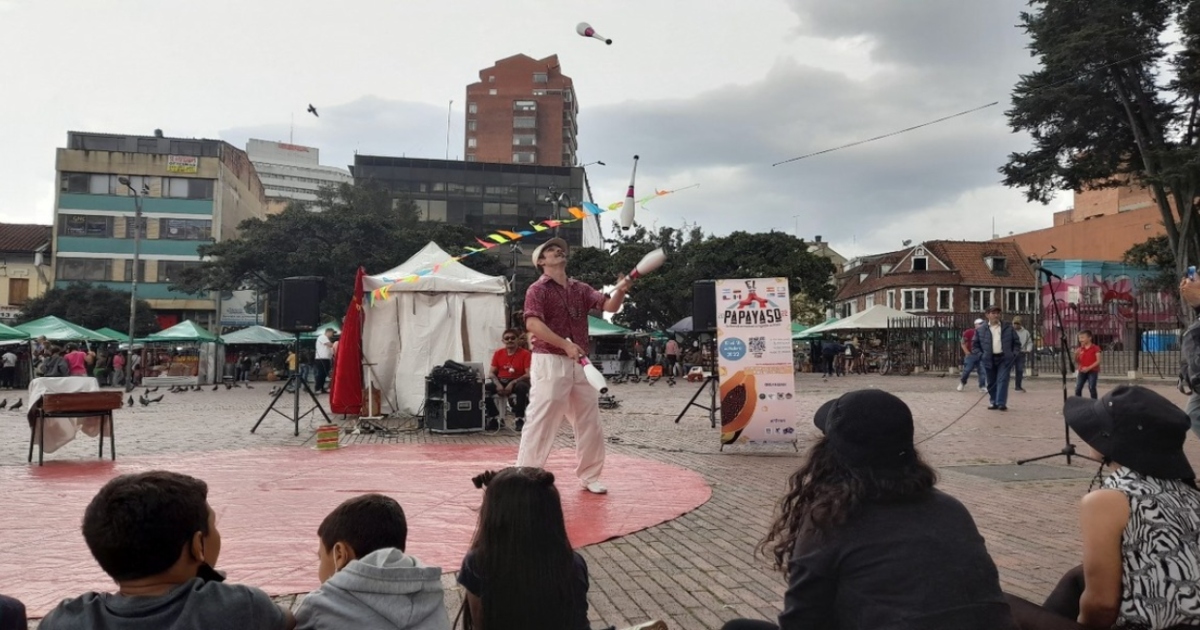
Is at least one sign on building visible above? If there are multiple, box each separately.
[716,278,797,445]
[167,155,199,174]
[219,290,263,326]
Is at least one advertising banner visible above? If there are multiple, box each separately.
[219,290,263,327]
[167,155,199,174]
[716,278,797,444]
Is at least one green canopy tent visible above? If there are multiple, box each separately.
[220,325,293,345]
[0,322,30,342]
[791,322,810,341]
[300,321,341,341]
[95,327,129,342]
[588,316,634,337]
[16,316,116,342]
[137,320,221,386]
[138,320,220,344]
[796,317,839,340]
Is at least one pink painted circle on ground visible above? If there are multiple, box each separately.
[0,444,711,617]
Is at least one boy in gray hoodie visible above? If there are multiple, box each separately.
[296,494,450,630]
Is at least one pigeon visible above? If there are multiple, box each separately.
[245,383,254,389]
[125,383,135,393]
[268,387,279,397]
[138,395,149,407]
[0,399,8,410]
[145,386,158,394]
[11,398,22,411]
[212,384,220,391]
[127,395,134,407]
[147,394,163,403]
[232,382,241,389]
[225,383,232,390]
[307,103,319,117]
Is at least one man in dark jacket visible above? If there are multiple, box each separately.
[973,305,1022,411]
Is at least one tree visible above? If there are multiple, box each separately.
[568,225,836,331]
[1123,234,1178,292]
[791,292,829,326]
[1002,0,1200,281]
[18,283,157,336]
[172,181,507,320]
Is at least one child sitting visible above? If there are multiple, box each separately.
[295,494,449,630]
[40,470,293,630]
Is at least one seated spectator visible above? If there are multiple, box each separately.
[295,493,449,630]
[1007,386,1200,630]
[723,390,1017,630]
[39,470,294,630]
[40,346,69,378]
[0,594,26,630]
[485,330,531,432]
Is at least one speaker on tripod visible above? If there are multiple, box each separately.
[693,280,717,332]
[277,276,324,333]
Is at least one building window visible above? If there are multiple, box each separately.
[123,259,146,282]
[970,289,995,312]
[886,291,895,309]
[987,256,1008,272]
[840,302,856,318]
[488,75,494,83]
[513,116,537,129]
[124,217,147,239]
[512,134,537,146]
[912,257,928,271]
[56,257,111,282]
[159,260,201,283]
[901,289,927,312]
[59,173,119,195]
[58,214,113,238]
[513,100,537,112]
[8,279,29,306]
[163,178,214,200]
[937,288,954,312]
[467,138,477,148]
[512,152,536,164]
[488,89,497,96]
[467,120,477,132]
[532,90,547,96]
[466,154,476,162]
[533,72,548,83]
[564,90,573,103]
[467,102,477,114]
[122,175,158,196]
[865,294,875,308]
[160,218,211,241]
[1006,289,1036,313]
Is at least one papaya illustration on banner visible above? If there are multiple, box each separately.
[715,278,797,445]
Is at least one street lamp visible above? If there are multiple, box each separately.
[543,185,574,237]
[117,176,148,388]
[581,161,605,167]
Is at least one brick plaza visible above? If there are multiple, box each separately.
[2,373,1188,629]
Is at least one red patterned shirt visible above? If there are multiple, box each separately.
[524,274,606,355]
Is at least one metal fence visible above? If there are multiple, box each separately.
[884,295,1182,379]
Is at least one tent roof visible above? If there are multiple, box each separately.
[95,327,129,342]
[221,325,293,345]
[588,316,632,337]
[0,322,29,341]
[16,316,114,342]
[140,320,220,344]
[363,242,506,294]
[812,305,916,335]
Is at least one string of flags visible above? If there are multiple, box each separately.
[367,185,696,306]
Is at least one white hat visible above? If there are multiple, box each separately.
[974,318,984,325]
[531,237,569,268]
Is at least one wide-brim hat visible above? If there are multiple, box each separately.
[1064,385,1195,480]
[820,389,916,468]
[531,237,569,269]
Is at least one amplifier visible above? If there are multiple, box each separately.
[424,378,484,434]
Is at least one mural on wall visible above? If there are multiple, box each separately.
[1037,260,1176,349]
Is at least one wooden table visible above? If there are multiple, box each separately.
[28,390,123,465]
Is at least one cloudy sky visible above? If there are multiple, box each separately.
[0,0,1067,258]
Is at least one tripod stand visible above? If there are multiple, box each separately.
[1018,266,1099,466]
[674,339,718,428]
[251,332,332,436]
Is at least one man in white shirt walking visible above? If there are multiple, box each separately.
[1012,316,1033,392]
[314,328,334,394]
[0,348,16,389]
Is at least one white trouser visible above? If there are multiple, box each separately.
[516,353,605,484]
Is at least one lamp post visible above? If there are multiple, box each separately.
[117,177,147,388]
[581,160,605,167]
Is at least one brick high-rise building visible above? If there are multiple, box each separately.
[465,54,578,167]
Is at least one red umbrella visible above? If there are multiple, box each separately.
[330,267,365,415]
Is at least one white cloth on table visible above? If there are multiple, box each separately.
[28,377,108,454]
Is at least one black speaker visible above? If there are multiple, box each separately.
[278,276,324,333]
[425,378,484,433]
[693,280,717,332]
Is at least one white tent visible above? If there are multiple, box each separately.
[362,242,507,415]
[818,305,917,332]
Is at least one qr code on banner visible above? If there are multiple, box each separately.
[748,337,766,354]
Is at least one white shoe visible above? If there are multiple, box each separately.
[956,383,964,391]
[583,481,608,494]
[622,622,667,630]
[980,387,988,393]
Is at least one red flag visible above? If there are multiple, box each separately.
[330,267,365,415]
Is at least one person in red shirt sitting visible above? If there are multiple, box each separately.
[486,329,532,431]
[1074,330,1101,399]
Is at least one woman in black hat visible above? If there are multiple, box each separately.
[1007,385,1200,630]
[722,389,1017,630]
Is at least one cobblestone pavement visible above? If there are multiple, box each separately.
[4,373,1193,629]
